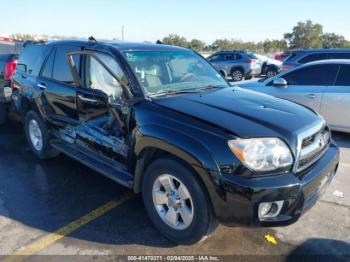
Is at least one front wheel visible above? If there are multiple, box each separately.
[266,68,277,78]
[231,69,244,81]
[142,158,217,245]
[25,110,59,159]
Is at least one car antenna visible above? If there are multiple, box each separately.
[88,36,98,43]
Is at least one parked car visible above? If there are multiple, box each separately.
[255,54,282,78]
[238,59,350,133]
[207,50,262,81]
[281,48,350,71]
[0,54,17,124]
[12,40,339,244]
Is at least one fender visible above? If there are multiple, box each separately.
[133,124,227,212]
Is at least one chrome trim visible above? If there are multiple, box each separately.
[293,118,327,173]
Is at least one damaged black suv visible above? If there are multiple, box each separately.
[12,39,339,244]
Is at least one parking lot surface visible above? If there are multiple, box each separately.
[0,116,349,260]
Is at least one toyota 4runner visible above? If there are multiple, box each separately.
[12,39,339,245]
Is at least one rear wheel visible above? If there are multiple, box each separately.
[0,103,6,125]
[231,69,244,81]
[142,158,217,245]
[25,110,59,159]
[266,68,277,78]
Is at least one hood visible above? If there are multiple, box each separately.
[154,87,322,143]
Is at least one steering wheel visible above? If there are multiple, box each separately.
[179,73,195,82]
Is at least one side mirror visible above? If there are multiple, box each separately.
[272,77,287,87]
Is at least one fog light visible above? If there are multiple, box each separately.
[258,201,284,220]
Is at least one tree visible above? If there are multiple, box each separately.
[9,33,36,41]
[189,39,205,52]
[210,39,233,51]
[162,34,189,48]
[263,39,287,53]
[322,33,350,48]
[284,20,323,48]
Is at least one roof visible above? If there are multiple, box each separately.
[304,59,350,66]
[44,40,189,52]
[292,48,350,53]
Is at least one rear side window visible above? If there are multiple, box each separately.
[283,64,338,86]
[208,54,222,62]
[52,46,80,84]
[328,53,350,59]
[335,65,350,86]
[298,53,328,64]
[17,44,47,76]
[41,49,55,78]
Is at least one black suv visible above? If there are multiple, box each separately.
[281,48,350,71]
[12,40,339,244]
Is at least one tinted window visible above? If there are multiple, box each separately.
[299,53,328,64]
[282,64,338,86]
[335,65,350,86]
[328,53,350,59]
[41,49,55,78]
[17,44,47,75]
[52,46,80,84]
[208,54,222,62]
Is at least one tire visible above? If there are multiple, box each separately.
[231,69,244,82]
[266,69,277,78]
[0,103,6,125]
[24,110,59,159]
[142,158,217,245]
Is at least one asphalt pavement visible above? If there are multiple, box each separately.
[0,116,349,261]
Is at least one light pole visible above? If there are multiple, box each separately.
[122,26,125,41]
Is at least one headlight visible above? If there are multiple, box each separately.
[228,138,293,172]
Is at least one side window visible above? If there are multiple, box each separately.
[41,49,55,78]
[298,53,328,64]
[328,53,350,59]
[282,64,338,86]
[208,54,221,62]
[335,65,350,86]
[223,54,234,60]
[52,46,80,85]
[86,53,124,102]
[17,44,47,75]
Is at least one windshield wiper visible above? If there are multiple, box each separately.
[149,84,227,98]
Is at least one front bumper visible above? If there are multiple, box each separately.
[216,143,339,226]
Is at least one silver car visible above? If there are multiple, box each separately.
[238,60,350,133]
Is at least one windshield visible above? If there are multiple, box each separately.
[123,50,229,96]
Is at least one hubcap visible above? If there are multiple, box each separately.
[152,174,194,230]
[232,70,243,81]
[28,119,43,151]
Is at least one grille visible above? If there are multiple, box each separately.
[296,126,330,172]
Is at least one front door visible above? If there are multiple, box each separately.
[264,64,339,112]
[67,50,130,164]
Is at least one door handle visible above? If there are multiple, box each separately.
[37,83,47,90]
[307,94,316,99]
[78,95,98,103]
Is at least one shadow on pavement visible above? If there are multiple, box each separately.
[286,238,350,262]
[332,131,350,149]
[0,118,175,248]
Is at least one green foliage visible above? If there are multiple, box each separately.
[322,33,350,48]
[284,20,323,48]
[162,34,189,48]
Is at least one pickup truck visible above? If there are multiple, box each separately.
[0,54,17,124]
[12,39,339,244]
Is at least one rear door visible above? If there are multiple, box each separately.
[263,64,339,112]
[320,64,350,131]
[38,45,82,125]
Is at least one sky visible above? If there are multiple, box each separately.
[1,0,350,44]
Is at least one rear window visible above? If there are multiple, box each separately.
[247,53,257,59]
[328,53,350,59]
[283,53,296,62]
[17,44,47,76]
[298,53,328,64]
[335,65,350,86]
